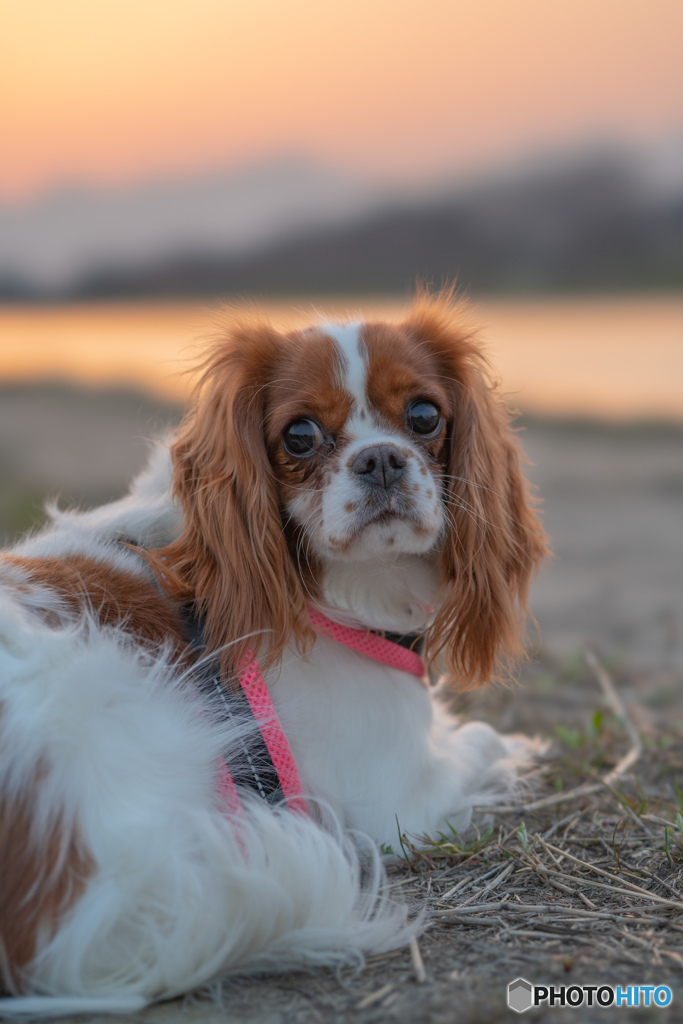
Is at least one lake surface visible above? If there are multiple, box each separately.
[1,295,681,419]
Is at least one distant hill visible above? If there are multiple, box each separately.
[1,147,682,299]
[0,158,395,293]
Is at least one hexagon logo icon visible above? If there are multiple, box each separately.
[508,978,533,1013]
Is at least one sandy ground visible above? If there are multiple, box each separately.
[1,383,682,1022]
[522,418,683,673]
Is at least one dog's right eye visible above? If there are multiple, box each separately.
[283,418,325,457]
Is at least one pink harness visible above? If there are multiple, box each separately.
[215,609,426,816]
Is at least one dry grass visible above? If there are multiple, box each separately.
[354,651,681,1022]
[167,652,683,1024]
[398,778,683,978]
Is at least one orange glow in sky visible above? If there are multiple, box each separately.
[2,0,682,199]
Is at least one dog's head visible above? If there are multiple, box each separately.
[162,292,547,685]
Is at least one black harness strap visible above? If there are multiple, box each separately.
[181,604,286,805]
[180,603,286,806]
[382,630,425,654]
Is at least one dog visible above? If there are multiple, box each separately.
[0,292,547,1014]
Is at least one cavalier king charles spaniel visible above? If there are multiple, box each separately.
[0,293,547,1015]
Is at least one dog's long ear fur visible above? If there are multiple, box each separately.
[156,319,313,675]
[404,294,548,687]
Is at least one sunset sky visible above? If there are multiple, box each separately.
[2,0,682,201]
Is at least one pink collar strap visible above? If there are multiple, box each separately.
[307,607,427,683]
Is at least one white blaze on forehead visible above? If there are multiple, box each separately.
[322,322,368,418]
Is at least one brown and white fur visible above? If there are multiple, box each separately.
[0,293,547,1015]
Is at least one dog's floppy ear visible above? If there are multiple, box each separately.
[158,317,313,674]
[404,293,548,687]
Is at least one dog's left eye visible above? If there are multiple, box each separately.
[283,418,325,457]
[406,400,442,437]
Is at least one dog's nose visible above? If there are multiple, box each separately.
[351,445,406,489]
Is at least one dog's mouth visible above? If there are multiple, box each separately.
[316,461,444,558]
[354,492,414,529]
[343,492,441,547]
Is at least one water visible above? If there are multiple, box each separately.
[1,294,681,419]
